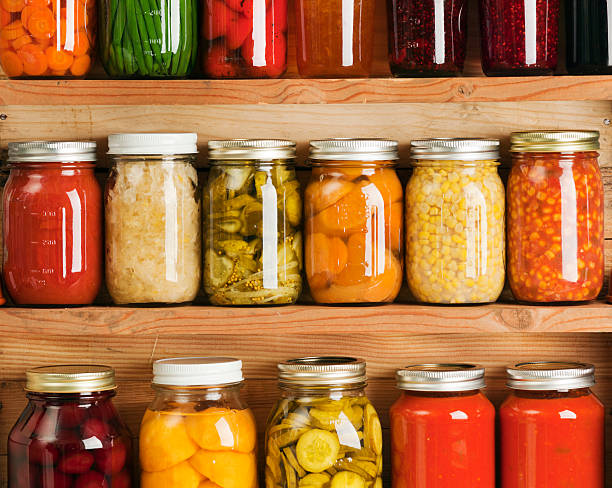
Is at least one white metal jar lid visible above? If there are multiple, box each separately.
[8,141,97,162]
[153,357,244,387]
[278,356,367,388]
[107,133,198,155]
[410,138,500,161]
[506,362,595,391]
[396,364,486,392]
[309,139,399,161]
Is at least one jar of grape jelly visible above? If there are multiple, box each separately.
[8,365,133,488]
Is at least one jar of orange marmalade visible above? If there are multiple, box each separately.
[304,139,403,303]
[507,131,604,303]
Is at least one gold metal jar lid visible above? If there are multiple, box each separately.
[396,364,486,392]
[506,362,595,391]
[411,138,500,161]
[510,130,600,152]
[278,357,367,388]
[25,365,117,393]
[309,139,399,161]
[208,139,296,161]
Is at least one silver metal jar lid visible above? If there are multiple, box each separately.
[26,365,116,393]
[506,362,595,391]
[8,141,97,163]
[208,139,296,160]
[510,130,600,152]
[278,357,367,388]
[309,139,399,161]
[410,138,500,161]
[396,364,486,392]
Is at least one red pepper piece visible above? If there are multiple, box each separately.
[225,15,251,50]
[29,439,59,465]
[204,44,240,77]
[267,0,286,32]
[58,451,95,474]
[94,441,127,475]
[241,29,286,77]
[75,471,107,488]
[225,0,253,17]
[204,0,237,40]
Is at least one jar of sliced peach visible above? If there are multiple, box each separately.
[406,139,505,304]
[305,139,403,303]
[140,357,257,488]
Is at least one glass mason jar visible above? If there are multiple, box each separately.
[501,362,604,488]
[0,0,96,78]
[387,0,468,76]
[479,0,559,75]
[406,139,505,304]
[140,357,257,488]
[266,357,383,488]
[99,0,197,77]
[295,0,375,77]
[203,140,302,305]
[508,131,604,303]
[390,364,495,488]
[105,133,201,304]
[3,141,102,305]
[8,365,133,488]
[305,139,403,304]
[201,0,287,78]
[566,0,612,74]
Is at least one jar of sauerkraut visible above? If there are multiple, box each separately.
[203,140,302,305]
[406,139,505,304]
[105,133,201,304]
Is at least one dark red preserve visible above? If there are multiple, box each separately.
[387,0,467,76]
[8,365,132,488]
[479,0,560,75]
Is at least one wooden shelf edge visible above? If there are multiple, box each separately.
[0,302,611,335]
[3,76,612,105]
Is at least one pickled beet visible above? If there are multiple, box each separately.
[82,418,111,439]
[58,404,87,428]
[75,472,108,488]
[29,439,60,465]
[94,441,127,475]
[41,470,73,488]
[108,470,131,488]
[58,452,95,474]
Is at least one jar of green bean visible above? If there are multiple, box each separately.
[99,0,198,77]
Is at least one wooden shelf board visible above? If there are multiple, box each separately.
[1,302,610,335]
[3,76,612,105]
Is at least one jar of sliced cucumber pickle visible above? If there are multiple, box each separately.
[203,140,302,305]
[265,357,383,488]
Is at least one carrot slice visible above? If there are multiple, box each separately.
[0,7,11,27]
[0,48,23,75]
[27,7,54,39]
[20,5,34,25]
[25,0,50,7]
[1,0,25,13]
[45,45,71,69]
[34,34,48,48]
[18,42,47,74]
[1,20,25,39]
[71,28,88,55]
[11,32,30,49]
[0,36,9,47]
[69,52,88,76]
[49,68,63,75]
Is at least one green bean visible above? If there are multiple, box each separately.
[125,0,147,73]
[134,0,155,73]
[143,0,169,74]
[176,0,193,76]
[157,0,173,68]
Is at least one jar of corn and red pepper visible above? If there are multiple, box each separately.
[507,131,604,303]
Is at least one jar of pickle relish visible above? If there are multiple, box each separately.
[8,365,133,488]
[265,357,383,488]
[508,131,604,303]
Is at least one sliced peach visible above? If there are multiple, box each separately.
[305,232,348,289]
[311,181,372,236]
[190,450,257,488]
[141,461,202,488]
[385,201,403,252]
[304,177,355,216]
[368,168,403,203]
[199,481,223,488]
[184,408,256,453]
[333,233,369,286]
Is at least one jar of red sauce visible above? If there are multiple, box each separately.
[390,364,495,488]
[501,362,604,488]
[507,131,604,303]
[3,141,103,305]
[479,0,559,75]
[8,365,133,488]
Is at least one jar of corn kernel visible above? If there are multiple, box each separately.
[405,139,505,304]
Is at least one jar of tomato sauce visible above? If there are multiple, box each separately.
[3,141,102,305]
[305,139,403,304]
[390,364,495,488]
[501,362,604,488]
[507,131,604,303]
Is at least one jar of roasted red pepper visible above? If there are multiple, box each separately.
[507,131,604,303]
[202,0,287,78]
[390,364,495,488]
[3,141,103,305]
[501,362,604,488]
[8,365,133,488]
[387,0,468,76]
[479,0,560,75]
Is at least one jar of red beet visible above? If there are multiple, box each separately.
[479,0,560,75]
[8,365,133,488]
[3,142,103,305]
[387,0,468,76]
[507,131,604,303]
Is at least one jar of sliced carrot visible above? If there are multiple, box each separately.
[508,131,604,302]
[0,0,95,78]
[305,139,403,304]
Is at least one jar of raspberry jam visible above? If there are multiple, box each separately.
[507,131,604,303]
[8,365,133,488]
[479,0,560,75]
[387,0,468,76]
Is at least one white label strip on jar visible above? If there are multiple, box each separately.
[342,0,354,66]
[524,0,537,65]
[252,0,267,67]
[434,0,445,65]
[262,173,279,289]
[559,161,578,283]
[163,166,179,283]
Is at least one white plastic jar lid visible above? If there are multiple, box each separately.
[108,133,198,155]
[153,357,243,386]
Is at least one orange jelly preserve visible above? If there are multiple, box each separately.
[390,364,495,488]
[507,131,604,302]
[501,362,604,488]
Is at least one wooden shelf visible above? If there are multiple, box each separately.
[1,302,611,336]
[3,76,612,106]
